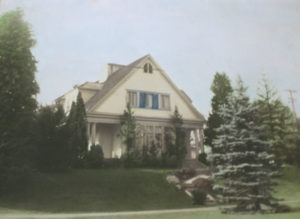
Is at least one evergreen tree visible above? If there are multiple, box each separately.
[204,73,233,152]
[0,10,39,170]
[120,103,137,154]
[66,92,88,167]
[34,105,71,172]
[75,92,88,158]
[120,104,141,167]
[253,77,294,163]
[211,78,279,213]
[163,107,186,167]
[171,106,186,163]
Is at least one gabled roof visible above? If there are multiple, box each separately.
[85,54,205,122]
[79,81,103,90]
[85,54,149,111]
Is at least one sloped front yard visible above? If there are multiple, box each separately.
[0,168,193,213]
[1,165,300,218]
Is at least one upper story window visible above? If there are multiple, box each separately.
[160,94,170,110]
[128,91,138,107]
[144,63,153,73]
[128,90,170,110]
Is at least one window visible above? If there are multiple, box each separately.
[146,93,152,108]
[128,90,170,111]
[139,92,146,108]
[152,94,159,109]
[144,64,148,73]
[143,63,153,73]
[149,64,153,73]
[161,94,170,110]
[128,91,137,107]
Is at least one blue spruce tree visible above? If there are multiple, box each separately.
[211,77,279,213]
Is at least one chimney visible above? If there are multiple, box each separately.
[107,63,125,77]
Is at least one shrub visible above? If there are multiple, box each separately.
[103,158,123,168]
[123,148,142,168]
[34,106,72,172]
[86,145,104,168]
[198,153,208,165]
[175,168,196,180]
[192,190,207,205]
[141,142,161,168]
[161,153,178,168]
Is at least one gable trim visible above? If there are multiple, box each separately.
[87,55,205,122]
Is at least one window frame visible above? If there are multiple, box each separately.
[127,90,170,111]
[143,63,153,74]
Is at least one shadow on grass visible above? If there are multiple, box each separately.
[291,206,300,213]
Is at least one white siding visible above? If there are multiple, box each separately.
[93,62,200,120]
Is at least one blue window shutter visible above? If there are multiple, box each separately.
[152,94,159,109]
[139,92,146,108]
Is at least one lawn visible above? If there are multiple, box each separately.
[0,165,300,218]
[0,168,193,213]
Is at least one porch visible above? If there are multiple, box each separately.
[87,120,204,160]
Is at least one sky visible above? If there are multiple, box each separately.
[0,0,300,118]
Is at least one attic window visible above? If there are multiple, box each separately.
[143,63,153,73]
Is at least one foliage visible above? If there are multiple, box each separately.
[288,132,300,167]
[86,144,104,168]
[142,142,161,168]
[120,104,139,167]
[175,168,196,181]
[210,77,279,213]
[120,105,186,168]
[198,153,208,165]
[204,73,233,151]
[122,148,142,168]
[120,103,137,154]
[192,190,207,205]
[103,158,123,168]
[67,92,88,167]
[0,9,39,193]
[34,105,72,172]
[171,107,186,163]
[253,76,295,164]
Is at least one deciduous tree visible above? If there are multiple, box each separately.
[0,9,39,167]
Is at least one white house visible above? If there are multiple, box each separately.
[56,55,205,162]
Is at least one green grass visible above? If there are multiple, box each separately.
[107,211,300,219]
[1,165,300,218]
[275,164,300,203]
[0,168,193,213]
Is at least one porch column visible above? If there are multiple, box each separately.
[87,122,91,149]
[198,128,205,154]
[91,122,96,146]
[184,128,192,159]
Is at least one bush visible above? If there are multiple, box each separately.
[192,190,207,205]
[175,168,196,180]
[86,145,104,168]
[123,148,142,168]
[34,105,72,172]
[141,143,161,168]
[161,153,178,168]
[103,158,123,168]
[198,153,208,165]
